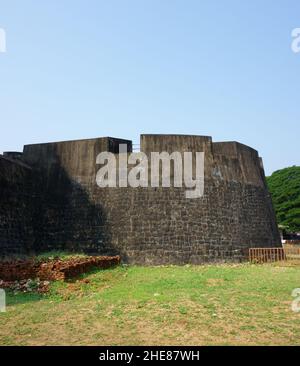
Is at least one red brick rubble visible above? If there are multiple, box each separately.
[0,255,121,283]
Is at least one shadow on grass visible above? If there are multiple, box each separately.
[5,265,123,306]
[5,290,48,306]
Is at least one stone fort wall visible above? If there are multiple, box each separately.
[0,155,35,256]
[0,134,281,263]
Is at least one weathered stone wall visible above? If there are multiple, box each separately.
[0,134,281,263]
[0,156,35,256]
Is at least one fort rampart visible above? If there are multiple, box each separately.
[0,134,281,263]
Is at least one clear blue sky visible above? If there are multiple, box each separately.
[0,0,299,175]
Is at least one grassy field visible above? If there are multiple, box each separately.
[0,263,300,345]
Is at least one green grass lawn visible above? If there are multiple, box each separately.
[1,263,300,345]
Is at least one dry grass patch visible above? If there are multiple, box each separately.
[1,263,300,345]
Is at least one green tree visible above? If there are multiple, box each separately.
[266,166,300,232]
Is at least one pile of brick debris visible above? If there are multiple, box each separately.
[0,255,120,293]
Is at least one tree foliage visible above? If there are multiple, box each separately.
[266,166,300,232]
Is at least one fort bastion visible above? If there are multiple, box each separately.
[0,134,281,263]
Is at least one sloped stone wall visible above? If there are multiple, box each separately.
[0,156,35,256]
[0,135,281,263]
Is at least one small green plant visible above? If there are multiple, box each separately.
[178,306,188,315]
[25,279,39,292]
